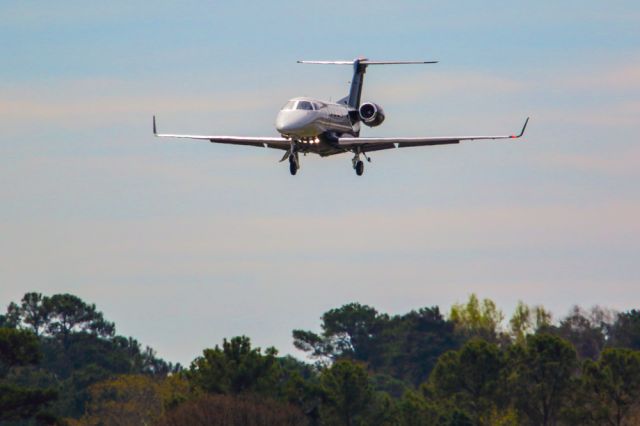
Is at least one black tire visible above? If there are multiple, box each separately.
[355,160,364,176]
[289,161,297,175]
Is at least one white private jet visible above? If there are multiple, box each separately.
[153,57,528,176]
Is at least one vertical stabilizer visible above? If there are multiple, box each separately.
[347,58,368,109]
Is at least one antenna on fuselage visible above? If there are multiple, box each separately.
[297,58,438,109]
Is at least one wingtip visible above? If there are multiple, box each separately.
[153,115,157,135]
[519,117,530,137]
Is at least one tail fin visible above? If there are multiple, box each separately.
[298,58,437,109]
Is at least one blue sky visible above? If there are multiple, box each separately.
[1,1,639,364]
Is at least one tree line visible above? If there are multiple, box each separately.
[2,292,640,425]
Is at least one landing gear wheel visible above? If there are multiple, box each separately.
[289,156,297,175]
[355,160,364,176]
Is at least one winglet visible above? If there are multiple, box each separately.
[511,117,529,138]
[153,115,157,135]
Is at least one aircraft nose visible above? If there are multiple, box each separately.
[275,112,293,133]
[276,110,314,134]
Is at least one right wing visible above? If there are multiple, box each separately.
[152,116,290,150]
[337,118,529,152]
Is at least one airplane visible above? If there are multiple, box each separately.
[153,57,528,176]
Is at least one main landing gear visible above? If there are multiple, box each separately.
[352,149,371,176]
[289,153,300,175]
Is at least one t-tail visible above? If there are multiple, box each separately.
[297,57,438,109]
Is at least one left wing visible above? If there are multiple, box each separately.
[152,116,290,150]
[338,118,529,152]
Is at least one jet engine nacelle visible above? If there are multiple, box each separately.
[358,102,385,127]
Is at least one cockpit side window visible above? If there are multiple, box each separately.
[297,101,313,111]
[282,100,297,110]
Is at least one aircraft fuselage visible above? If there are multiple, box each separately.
[275,97,360,156]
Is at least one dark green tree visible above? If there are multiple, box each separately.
[46,293,115,346]
[2,292,174,419]
[7,292,51,336]
[0,328,58,422]
[582,348,640,426]
[379,307,460,386]
[397,389,439,426]
[187,336,281,396]
[294,304,459,387]
[320,359,373,426]
[428,339,505,425]
[293,303,383,362]
[609,310,640,350]
[507,333,578,426]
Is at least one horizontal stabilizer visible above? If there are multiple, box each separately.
[298,60,437,65]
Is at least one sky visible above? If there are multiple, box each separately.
[1,1,639,365]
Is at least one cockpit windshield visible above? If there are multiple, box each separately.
[281,100,315,111]
[282,100,296,110]
[296,101,313,110]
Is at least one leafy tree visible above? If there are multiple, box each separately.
[2,292,175,420]
[293,303,383,362]
[609,310,640,350]
[320,359,373,426]
[449,294,504,342]
[428,339,506,425]
[295,304,459,387]
[0,383,58,422]
[187,336,280,396]
[7,292,116,348]
[46,294,115,347]
[8,293,51,336]
[77,374,164,425]
[0,327,41,370]
[582,348,640,426]
[509,302,553,342]
[507,333,578,426]
[156,394,308,426]
[0,327,58,422]
[381,307,460,386]
[551,306,610,360]
[397,389,442,426]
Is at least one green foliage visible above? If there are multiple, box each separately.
[509,302,553,342]
[1,292,175,421]
[550,305,610,360]
[0,327,41,373]
[582,348,640,425]
[397,389,442,426]
[319,359,373,426]
[506,333,578,426]
[293,302,383,362]
[428,339,505,425]
[0,327,58,422]
[156,394,309,426]
[187,336,281,397]
[8,292,116,343]
[76,374,164,426]
[294,304,459,386]
[609,309,640,350]
[379,307,459,386]
[7,291,640,425]
[449,294,504,341]
[0,383,58,422]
